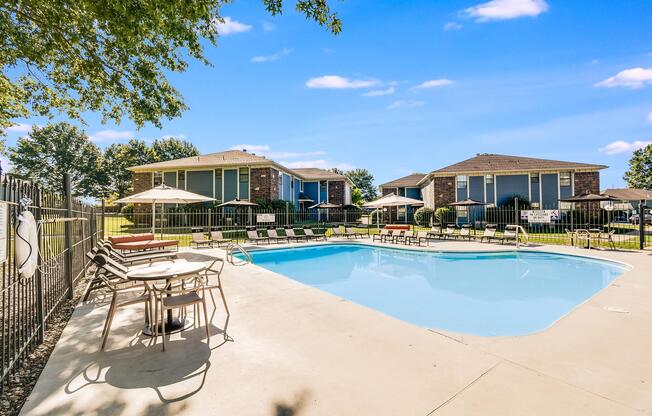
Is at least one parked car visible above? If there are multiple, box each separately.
[629,213,652,225]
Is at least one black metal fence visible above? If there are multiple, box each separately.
[1,174,100,391]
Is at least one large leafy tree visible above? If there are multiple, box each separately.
[0,1,341,135]
[344,168,378,202]
[624,144,652,190]
[8,122,106,197]
[103,139,155,199]
[151,137,199,162]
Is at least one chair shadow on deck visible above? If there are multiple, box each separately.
[273,390,311,416]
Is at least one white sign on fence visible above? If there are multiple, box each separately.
[256,213,276,223]
[0,202,7,263]
[521,209,559,223]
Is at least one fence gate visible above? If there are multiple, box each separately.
[0,173,100,391]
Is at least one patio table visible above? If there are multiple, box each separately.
[127,261,207,336]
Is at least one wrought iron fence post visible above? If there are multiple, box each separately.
[63,173,73,300]
[34,185,45,342]
[639,200,645,250]
[101,199,105,240]
[514,196,519,225]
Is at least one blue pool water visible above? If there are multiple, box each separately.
[245,244,629,336]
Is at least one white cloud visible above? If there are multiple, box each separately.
[89,129,134,142]
[215,17,252,36]
[363,87,395,97]
[281,159,355,171]
[463,0,548,22]
[647,112,652,123]
[414,79,454,89]
[251,48,291,63]
[599,140,652,155]
[387,100,426,110]
[305,75,379,89]
[595,67,652,89]
[262,21,275,31]
[6,123,33,133]
[443,22,463,31]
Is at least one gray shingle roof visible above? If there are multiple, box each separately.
[430,154,607,175]
[379,173,426,188]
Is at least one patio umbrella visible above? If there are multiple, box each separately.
[218,199,258,226]
[308,202,341,209]
[298,192,314,203]
[558,193,619,202]
[363,193,424,226]
[449,199,487,229]
[116,184,215,233]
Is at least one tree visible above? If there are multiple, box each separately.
[0,1,342,135]
[103,139,154,199]
[151,137,199,162]
[350,187,363,206]
[345,169,378,202]
[624,144,652,190]
[8,122,106,197]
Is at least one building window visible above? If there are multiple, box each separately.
[530,173,539,184]
[398,187,405,197]
[456,175,468,189]
[239,168,249,200]
[178,170,185,189]
[485,174,494,184]
[153,171,163,186]
[239,167,249,183]
[214,169,222,202]
[560,172,571,187]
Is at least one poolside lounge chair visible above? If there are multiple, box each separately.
[411,230,432,246]
[387,229,403,243]
[285,227,307,242]
[459,225,473,241]
[96,242,178,264]
[330,227,346,238]
[246,228,270,245]
[209,228,232,247]
[396,230,414,244]
[373,228,390,242]
[191,228,213,249]
[502,225,519,245]
[345,227,365,239]
[443,224,459,239]
[267,227,288,244]
[303,227,327,241]
[480,225,501,243]
[430,225,443,239]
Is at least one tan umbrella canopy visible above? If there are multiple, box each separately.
[309,202,341,209]
[116,184,215,233]
[559,193,619,202]
[362,193,424,208]
[217,199,258,208]
[449,198,487,206]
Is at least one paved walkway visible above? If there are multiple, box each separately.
[20,240,652,415]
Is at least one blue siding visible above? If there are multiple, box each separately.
[303,182,318,204]
[293,178,301,207]
[541,174,558,208]
[406,187,421,200]
[530,180,540,203]
[496,175,529,206]
[223,169,238,201]
[469,176,484,201]
[186,170,213,198]
[560,185,572,199]
[282,173,291,201]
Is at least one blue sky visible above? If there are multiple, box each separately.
[5,0,652,188]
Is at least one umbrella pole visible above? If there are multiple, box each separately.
[151,202,156,234]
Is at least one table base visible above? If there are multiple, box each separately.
[142,317,194,337]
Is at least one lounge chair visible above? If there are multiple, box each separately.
[285,227,307,242]
[246,229,269,245]
[387,229,403,243]
[209,228,232,247]
[480,225,501,243]
[330,227,345,238]
[459,225,473,241]
[412,230,432,246]
[502,225,519,244]
[345,227,365,239]
[396,230,414,244]
[373,228,390,242]
[303,227,327,241]
[96,243,178,264]
[267,227,288,244]
[430,225,442,239]
[443,224,459,239]
[191,228,213,249]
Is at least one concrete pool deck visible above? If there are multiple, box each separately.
[20,239,652,415]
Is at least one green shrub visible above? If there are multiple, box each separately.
[120,204,135,222]
[414,207,434,226]
[434,206,453,224]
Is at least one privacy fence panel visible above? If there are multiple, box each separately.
[0,174,99,391]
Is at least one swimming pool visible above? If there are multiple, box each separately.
[244,244,629,336]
